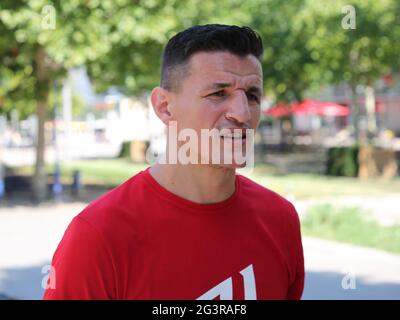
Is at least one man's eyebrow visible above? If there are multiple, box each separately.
[205,83,262,94]
[205,82,233,91]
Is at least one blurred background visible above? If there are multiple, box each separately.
[0,0,400,300]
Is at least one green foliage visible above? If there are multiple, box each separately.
[246,0,321,101]
[305,0,400,87]
[0,0,253,109]
[86,0,250,94]
[302,204,400,254]
[1,0,399,112]
[326,146,359,177]
[247,0,400,101]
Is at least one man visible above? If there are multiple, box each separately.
[43,24,304,300]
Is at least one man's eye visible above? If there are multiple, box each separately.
[210,90,226,97]
[246,92,260,103]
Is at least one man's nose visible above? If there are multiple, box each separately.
[225,89,251,125]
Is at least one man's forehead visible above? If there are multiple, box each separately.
[189,51,263,84]
[202,73,262,90]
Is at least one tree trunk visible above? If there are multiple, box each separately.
[350,83,360,145]
[365,81,377,140]
[33,46,49,202]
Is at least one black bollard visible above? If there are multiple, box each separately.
[71,170,82,197]
[52,165,62,200]
[0,162,5,200]
[0,178,4,200]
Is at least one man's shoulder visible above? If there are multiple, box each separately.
[237,174,292,205]
[237,174,298,220]
[77,169,149,231]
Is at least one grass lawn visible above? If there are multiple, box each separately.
[247,164,400,199]
[248,167,400,199]
[11,159,400,199]
[301,204,400,254]
[13,159,148,186]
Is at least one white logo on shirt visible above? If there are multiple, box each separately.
[196,264,257,300]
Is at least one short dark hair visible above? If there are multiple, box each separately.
[160,24,263,91]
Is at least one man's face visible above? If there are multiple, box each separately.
[167,51,263,168]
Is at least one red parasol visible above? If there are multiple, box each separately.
[264,99,350,117]
[292,99,350,116]
[264,104,291,117]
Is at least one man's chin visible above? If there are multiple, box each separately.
[212,161,247,170]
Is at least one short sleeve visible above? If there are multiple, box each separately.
[286,203,305,300]
[287,245,305,299]
[43,216,117,300]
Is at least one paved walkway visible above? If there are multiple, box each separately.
[0,202,399,300]
[302,237,400,299]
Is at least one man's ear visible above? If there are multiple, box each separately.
[150,87,173,125]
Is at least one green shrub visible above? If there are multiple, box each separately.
[118,141,131,159]
[326,146,359,177]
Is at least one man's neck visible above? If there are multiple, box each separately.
[149,163,236,204]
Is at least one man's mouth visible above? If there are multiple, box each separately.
[220,129,247,141]
[220,133,246,140]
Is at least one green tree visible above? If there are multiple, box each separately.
[1,0,118,200]
[246,0,321,102]
[305,0,400,141]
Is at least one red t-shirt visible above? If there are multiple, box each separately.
[43,167,304,300]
